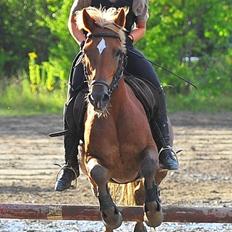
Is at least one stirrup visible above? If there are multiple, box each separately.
[158,146,180,161]
[55,163,79,189]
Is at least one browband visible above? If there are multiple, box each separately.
[87,32,121,40]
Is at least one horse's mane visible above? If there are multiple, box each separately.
[75,7,127,49]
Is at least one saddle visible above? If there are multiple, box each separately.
[124,75,159,121]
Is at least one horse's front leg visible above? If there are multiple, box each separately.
[86,158,123,230]
[140,147,163,228]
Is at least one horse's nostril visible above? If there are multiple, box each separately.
[102,93,110,103]
[88,91,109,110]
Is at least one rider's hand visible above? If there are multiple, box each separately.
[126,34,134,47]
[128,34,134,43]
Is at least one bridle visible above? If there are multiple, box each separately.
[82,32,127,97]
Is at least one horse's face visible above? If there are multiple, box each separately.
[81,8,126,114]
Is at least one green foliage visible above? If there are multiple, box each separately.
[0,0,54,76]
[137,0,232,96]
[0,0,77,77]
[36,0,77,75]
[1,0,232,114]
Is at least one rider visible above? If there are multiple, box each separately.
[55,0,179,191]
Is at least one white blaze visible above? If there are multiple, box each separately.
[97,38,106,55]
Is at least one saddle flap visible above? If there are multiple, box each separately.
[124,75,159,121]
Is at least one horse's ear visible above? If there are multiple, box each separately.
[82,9,95,32]
[114,8,126,28]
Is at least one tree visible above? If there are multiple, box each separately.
[137,0,232,94]
[0,0,55,76]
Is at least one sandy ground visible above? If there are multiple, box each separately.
[0,112,232,231]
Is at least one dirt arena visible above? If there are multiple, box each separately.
[0,112,231,231]
[0,112,231,205]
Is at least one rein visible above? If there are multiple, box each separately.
[83,32,126,96]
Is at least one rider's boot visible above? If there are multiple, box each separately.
[151,89,179,170]
[55,102,80,191]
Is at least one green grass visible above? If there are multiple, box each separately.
[1,77,232,116]
[0,78,65,116]
[167,91,232,113]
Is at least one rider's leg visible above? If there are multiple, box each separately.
[55,59,86,191]
[126,47,178,170]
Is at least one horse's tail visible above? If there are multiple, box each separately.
[109,180,145,206]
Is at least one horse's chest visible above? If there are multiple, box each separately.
[84,106,151,159]
[85,117,146,148]
[84,116,117,150]
[83,108,152,182]
[85,123,146,165]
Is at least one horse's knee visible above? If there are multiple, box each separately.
[141,153,158,178]
[89,163,109,186]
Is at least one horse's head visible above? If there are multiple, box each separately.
[77,7,127,114]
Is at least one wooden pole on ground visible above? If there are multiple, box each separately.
[0,204,231,223]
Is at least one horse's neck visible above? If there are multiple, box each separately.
[85,79,128,130]
[110,78,128,111]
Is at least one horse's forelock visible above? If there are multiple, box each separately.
[75,7,127,50]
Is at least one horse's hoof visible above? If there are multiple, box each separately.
[144,201,163,228]
[134,222,148,232]
[101,206,123,230]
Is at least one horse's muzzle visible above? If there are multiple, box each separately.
[88,84,110,112]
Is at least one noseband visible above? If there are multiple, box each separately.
[83,32,127,96]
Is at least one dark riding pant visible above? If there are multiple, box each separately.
[126,46,161,90]
[125,45,170,148]
[68,59,86,100]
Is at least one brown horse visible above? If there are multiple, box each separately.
[74,7,170,232]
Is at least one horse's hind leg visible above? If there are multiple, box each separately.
[86,158,122,230]
[140,148,163,228]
